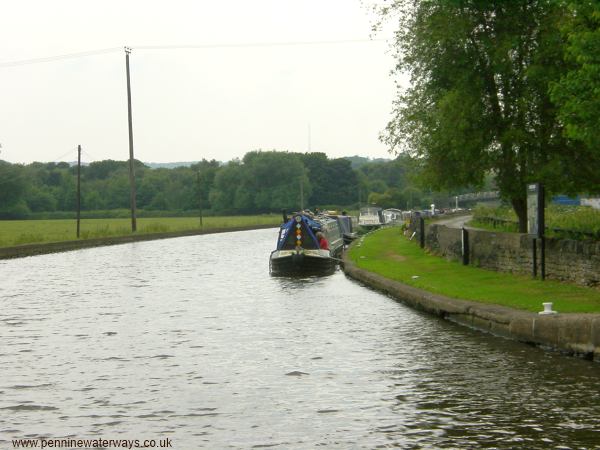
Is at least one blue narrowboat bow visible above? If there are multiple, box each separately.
[269,213,343,275]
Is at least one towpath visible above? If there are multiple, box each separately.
[431,213,473,229]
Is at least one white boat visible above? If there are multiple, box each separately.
[383,208,404,224]
[358,207,384,229]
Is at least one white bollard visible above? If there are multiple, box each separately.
[539,302,558,315]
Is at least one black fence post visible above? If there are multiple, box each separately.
[461,227,469,265]
[532,237,537,278]
[539,184,546,281]
[540,236,546,281]
[419,216,425,249]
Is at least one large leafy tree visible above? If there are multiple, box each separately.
[240,151,310,212]
[550,0,600,193]
[191,159,220,211]
[0,161,29,215]
[208,160,244,213]
[301,153,358,206]
[378,0,589,231]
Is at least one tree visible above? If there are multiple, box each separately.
[0,161,28,207]
[0,161,30,217]
[402,186,423,210]
[550,0,600,194]
[241,151,309,211]
[26,187,57,212]
[378,1,587,231]
[209,160,244,213]
[191,159,220,210]
[301,152,330,205]
[137,170,168,209]
[325,158,358,205]
[301,153,357,206]
[85,160,128,180]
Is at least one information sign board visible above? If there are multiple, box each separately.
[527,183,544,237]
[527,183,539,236]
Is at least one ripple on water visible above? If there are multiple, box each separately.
[1,405,59,412]
[8,384,54,390]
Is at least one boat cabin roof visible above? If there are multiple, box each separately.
[360,206,382,214]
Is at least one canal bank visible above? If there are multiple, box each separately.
[0,224,277,260]
[343,233,600,362]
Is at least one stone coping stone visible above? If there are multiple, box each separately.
[342,255,600,362]
[0,224,277,260]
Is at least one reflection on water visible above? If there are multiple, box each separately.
[1,228,600,449]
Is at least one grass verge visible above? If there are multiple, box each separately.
[348,227,600,313]
[472,204,600,239]
[0,215,280,248]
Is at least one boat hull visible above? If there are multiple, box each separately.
[343,232,357,245]
[270,250,336,276]
[358,223,382,230]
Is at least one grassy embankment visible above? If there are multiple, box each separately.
[348,227,600,313]
[470,204,600,239]
[0,215,280,248]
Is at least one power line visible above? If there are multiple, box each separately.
[49,147,79,163]
[81,149,101,162]
[0,47,122,68]
[0,39,386,69]
[134,38,386,51]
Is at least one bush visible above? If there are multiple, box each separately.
[0,201,32,219]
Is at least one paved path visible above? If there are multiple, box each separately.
[432,214,473,229]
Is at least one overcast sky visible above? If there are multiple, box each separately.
[0,0,400,164]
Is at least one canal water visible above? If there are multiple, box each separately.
[1,228,600,449]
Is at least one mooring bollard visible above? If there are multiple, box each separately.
[539,302,557,315]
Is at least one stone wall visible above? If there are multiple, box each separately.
[417,221,600,287]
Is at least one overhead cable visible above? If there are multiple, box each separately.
[134,38,386,51]
[0,39,386,69]
[0,47,122,68]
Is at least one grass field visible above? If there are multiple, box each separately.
[348,227,600,313]
[471,204,600,238]
[0,215,281,248]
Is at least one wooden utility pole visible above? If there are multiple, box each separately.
[300,176,304,211]
[125,46,137,232]
[197,171,203,227]
[76,144,81,238]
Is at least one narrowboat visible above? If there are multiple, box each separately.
[269,213,343,275]
[325,212,357,245]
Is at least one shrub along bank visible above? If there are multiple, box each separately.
[347,227,600,313]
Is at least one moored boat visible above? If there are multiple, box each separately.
[269,213,343,276]
[358,206,384,229]
[325,212,357,244]
[383,208,404,224]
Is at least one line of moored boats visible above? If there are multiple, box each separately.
[269,207,412,276]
